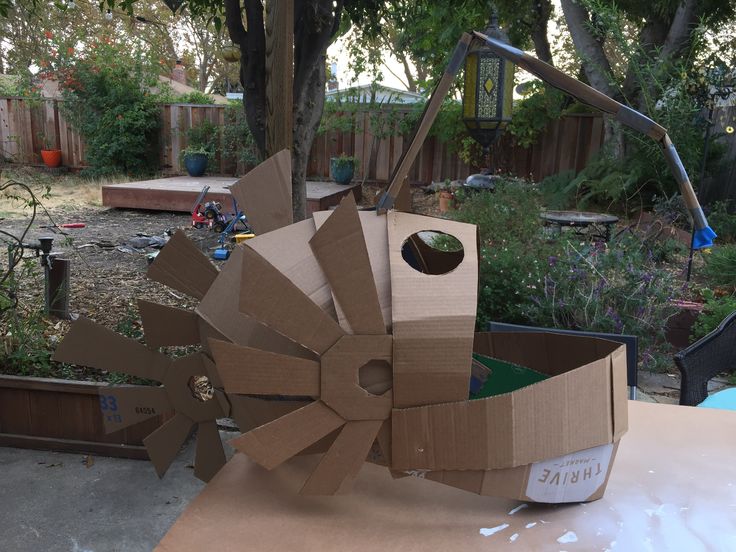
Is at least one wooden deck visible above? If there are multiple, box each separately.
[101,176,361,216]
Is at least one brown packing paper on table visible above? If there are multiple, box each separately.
[229,149,293,234]
[156,402,736,552]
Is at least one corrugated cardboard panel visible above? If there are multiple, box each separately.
[229,395,311,433]
[388,212,478,408]
[53,317,170,382]
[97,385,172,434]
[313,210,391,333]
[610,345,629,439]
[209,339,320,396]
[301,420,383,495]
[143,412,196,478]
[147,231,218,300]
[473,331,622,377]
[309,195,385,335]
[239,244,345,355]
[194,420,227,482]
[230,401,345,470]
[247,219,337,319]
[229,149,293,234]
[391,356,614,470]
[320,335,393,421]
[196,247,316,361]
[138,300,201,348]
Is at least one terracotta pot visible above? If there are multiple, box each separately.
[40,149,62,168]
[439,190,454,213]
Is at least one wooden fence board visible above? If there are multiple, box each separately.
[0,98,616,185]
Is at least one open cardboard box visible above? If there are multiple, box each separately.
[53,150,627,503]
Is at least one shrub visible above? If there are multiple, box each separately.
[222,102,259,169]
[176,91,216,105]
[522,234,684,370]
[706,201,736,243]
[702,244,736,291]
[691,289,736,340]
[44,35,162,176]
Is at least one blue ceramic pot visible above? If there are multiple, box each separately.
[330,157,355,185]
[184,153,208,177]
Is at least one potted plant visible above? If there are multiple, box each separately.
[38,131,62,168]
[330,153,358,185]
[181,120,218,177]
[437,180,455,213]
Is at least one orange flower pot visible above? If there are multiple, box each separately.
[438,190,454,213]
[40,149,62,168]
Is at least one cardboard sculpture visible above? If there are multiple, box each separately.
[51,152,297,483]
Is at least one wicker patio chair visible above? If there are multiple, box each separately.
[674,310,736,407]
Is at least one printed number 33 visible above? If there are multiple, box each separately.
[100,395,118,412]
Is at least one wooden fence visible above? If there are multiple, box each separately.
[0,98,607,184]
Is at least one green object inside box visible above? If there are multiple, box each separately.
[470,353,549,399]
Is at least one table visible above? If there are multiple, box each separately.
[540,210,619,242]
[156,401,736,551]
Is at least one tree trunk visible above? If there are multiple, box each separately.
[292,58,326,221]
[559,0,617,99]
[530,0,553,65]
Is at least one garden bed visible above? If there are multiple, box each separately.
[0,374,167,459]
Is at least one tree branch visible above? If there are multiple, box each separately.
[224,0,246,45]
[560,0,617,98]
[662,0,698,59]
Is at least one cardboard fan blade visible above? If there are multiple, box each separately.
[143,411,195,478]
[53,317,169,382]
[301,419,382,495]
[209,339,320,396]
[309,195,385,335]
[138,300,201,348]
[98,385,173,434]
[240,245,345,355]
[148,231,219,300]
[229,401,345,470]
[229,150,293,234]
[193,420,227,482]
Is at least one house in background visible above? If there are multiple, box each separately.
[325,83,424,104]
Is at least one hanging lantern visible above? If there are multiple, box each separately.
[222,45,240,63]
[462,11,515,152]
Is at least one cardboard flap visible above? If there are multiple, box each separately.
[610,345,629,439]
[143,411,195,478]
[309,195,385,335]
[229,401,345,470]
[53,317,170,382]
[391,356,615,471]
[247,219,336,319]
[97,385,173,434]
[209,339,320,397]
[387,212,478,408]
[138,300,201,348]
[301,420,383,495]
[147,231,219,300]
[229,149,293,234]
[194,419,227,482]
[240,245,345,355]
[314,210,392,332]
[196,247,316,361]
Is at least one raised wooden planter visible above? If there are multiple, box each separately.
[0,374,165,459]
